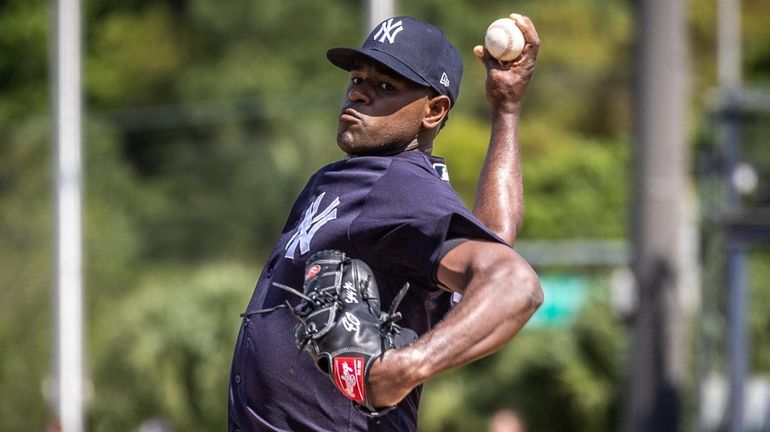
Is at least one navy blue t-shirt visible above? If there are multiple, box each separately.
[228,151,504,432]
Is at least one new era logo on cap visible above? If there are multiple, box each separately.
[440,72,450,87]
[326,16,463,104]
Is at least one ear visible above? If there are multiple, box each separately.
[422,95,451,130]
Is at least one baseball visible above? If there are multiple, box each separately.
[484,17,525,61]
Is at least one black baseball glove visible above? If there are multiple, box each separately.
[291,250,418,417]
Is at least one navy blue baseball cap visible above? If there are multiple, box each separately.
[327,16,463,105]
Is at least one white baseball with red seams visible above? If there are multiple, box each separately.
[484,17,525,61]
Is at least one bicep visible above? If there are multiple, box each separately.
[436,239,517,294]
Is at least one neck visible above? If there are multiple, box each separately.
[405,129,436,154]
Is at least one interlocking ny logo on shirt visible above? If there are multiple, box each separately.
[284,192,340,259]
[373,18,404,44]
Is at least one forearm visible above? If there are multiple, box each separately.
[414,263,537,382]
[395,242,541,386]
[472,14,539,245]
[473,108,524,245]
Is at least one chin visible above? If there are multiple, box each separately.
[336,133,407,156]
[336,134,371,156]
[338,145,373,157]
[335,135,359,155]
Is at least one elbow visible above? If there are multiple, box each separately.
[465,243,542,317]
[497,256,543,316]
[526,270,544,314]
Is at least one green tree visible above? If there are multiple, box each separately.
[88,262,254,431]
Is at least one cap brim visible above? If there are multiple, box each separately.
[326,47,432,89]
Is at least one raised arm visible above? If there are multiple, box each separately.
[472,14,540,245]
[366,15,542,409]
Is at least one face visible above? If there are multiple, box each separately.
[336,59,435,156]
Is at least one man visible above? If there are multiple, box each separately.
[229,15,542,432]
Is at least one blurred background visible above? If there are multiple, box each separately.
[1,0,769,431]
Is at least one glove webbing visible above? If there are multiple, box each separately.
[239,282,311,318]
[240,278,411,325]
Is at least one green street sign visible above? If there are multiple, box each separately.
[526,274,590,329]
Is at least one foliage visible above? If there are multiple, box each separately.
[418,284,625,432]
[438,115,629,239]
[88,262,255,431]
[0,120,52,432]
[1,0,769,430]
[749,250,770,373]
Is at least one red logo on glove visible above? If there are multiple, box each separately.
[332,357,365,403]
[305,264,321,281]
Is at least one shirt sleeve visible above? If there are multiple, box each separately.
[348,158,505,289]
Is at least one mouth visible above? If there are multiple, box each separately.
[339,108,362,123]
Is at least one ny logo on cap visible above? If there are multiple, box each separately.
[373,18,404,44]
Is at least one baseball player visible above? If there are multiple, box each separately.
[228,15,542,432]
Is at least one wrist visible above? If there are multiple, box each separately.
[397,344,430,387]
[367,345,428,407]
[490,103,521,117]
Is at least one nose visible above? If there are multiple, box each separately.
[347,84,370,105]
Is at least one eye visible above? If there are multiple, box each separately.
[378,81,393,91]
[351,77,363,85]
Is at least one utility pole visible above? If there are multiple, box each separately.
[623,0,692,430]
[365,0,394,33]
[52,0,84,430]
[717,0,747,430]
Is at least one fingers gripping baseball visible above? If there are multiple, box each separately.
[475,14,540,64]
[475,13,540,110]
[293,250,418,417]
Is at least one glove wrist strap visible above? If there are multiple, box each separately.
[355,402,397,418]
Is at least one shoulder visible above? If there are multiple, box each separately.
[383,152,460,202]
[353,152,467,223]
[325,151,443,179]
[320,155,395,178]
[366,151,453,196]
[389,151,446,179]
[322,153,445,193]
[300,157,393,195]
